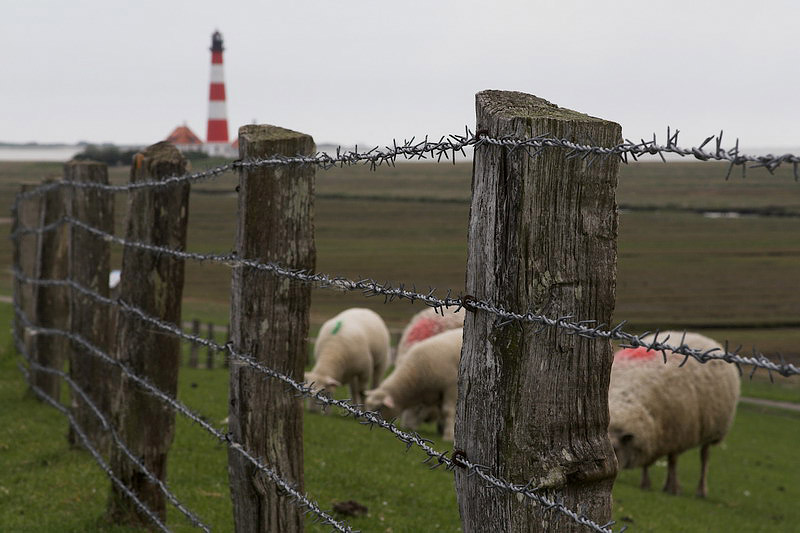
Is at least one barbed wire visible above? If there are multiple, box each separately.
[12,303,356,533]
[17,364,172,533]
[14,331,212,532]
[14,271,623,533]
[10,128,800,209]
[11,216,799,378]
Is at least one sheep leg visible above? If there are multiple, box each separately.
[640,465,652,490]
[663,453,680,495]
[441,387,457,441]
[696,443,710,498]
[349,375,362,405]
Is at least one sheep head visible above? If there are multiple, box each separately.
[364,389,401,420]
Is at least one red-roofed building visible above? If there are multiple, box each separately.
[166,124,204,153]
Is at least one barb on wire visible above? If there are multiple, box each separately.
[11,127,799,210]
[17,365,172,533]
[14,273,619,533]
[11,211,799,378]
[14,331,211,532]
[12,304,355,533]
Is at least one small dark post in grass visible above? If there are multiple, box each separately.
[108,142,190,526]
[64,160,114,455]
[455,90,620,532]
[228,125,315,533]
[188,319,201,368]
[30,179,69,400]
[206,321,215,369]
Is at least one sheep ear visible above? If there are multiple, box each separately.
[383,395,396,409]
[324,377,341,388]
[621,433,634,445]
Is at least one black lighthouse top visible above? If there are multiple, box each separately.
[210,31,224,52]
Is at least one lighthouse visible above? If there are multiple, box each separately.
[205,30,232,156]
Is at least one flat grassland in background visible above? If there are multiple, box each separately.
[1,158,799,531]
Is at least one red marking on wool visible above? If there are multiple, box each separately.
[405,318,445,346]
[615,347,658,361]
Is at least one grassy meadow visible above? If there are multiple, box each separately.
[1,156,799,531]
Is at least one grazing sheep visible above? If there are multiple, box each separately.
[608,331,740,497]
[394,307,465,366]
[365,328,463,441]
[304,308,389,410]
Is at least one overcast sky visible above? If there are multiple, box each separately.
[3,1,799,151]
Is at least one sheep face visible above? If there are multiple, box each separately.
[364,389,401,420]
[304,372,341,399]
[609,427,648,469]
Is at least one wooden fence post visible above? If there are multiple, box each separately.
[108,142,190,526]
[64,160,114,455]
[206,321,215,369]
[12,185,41,353]
[228,124,315,533]
[224,323,230,368]
[188,319,200,368]
[454,90,621,532]
[30,180,69,400]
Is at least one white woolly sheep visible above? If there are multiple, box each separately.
[304,308,389,409]
[608,331,740,497]
[365,327,463,441]
[394,307,465,366]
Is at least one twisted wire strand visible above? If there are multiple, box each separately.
[12,303,356,533]
[13,272,620,533]
[14,331,212,532]
[17,365,172,533]
[11,217,799,378]
[10,127,800,210]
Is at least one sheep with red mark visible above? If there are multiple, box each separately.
[608,331,740,497]
[394,306,465,366]
[304,308,389,410]
[365,328,463,441]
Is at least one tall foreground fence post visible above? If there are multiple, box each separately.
[455,90,621,531]
[228,125,316,533]
[31,180,69,400]
[108,142,190,525]
[64,160,114,455]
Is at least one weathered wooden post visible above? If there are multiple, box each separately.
[108,142,190,525]
[455,91,620,532]
[30,180,69,399]
[228,125,315,533]
[188,319,201,368]
[12,185,41,349]
[224,323,231,368]
[206,321,215,369]
[64,160,114,455]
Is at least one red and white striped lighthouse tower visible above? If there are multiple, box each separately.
[206,30,230,156]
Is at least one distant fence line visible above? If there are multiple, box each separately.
[11,90,798,533]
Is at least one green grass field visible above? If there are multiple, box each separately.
[1,157,799,531]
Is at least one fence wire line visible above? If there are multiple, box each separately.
[11,217,799,378]
[10,128,800,208]
[12,304,355,533]
[14,272,624,533]
[13,331,212,532]
[17,364,172,533]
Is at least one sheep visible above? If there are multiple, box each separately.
[394,306,465,366]
[608,331,740,497]
[304,308,389,410]
[365,327,463,441]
